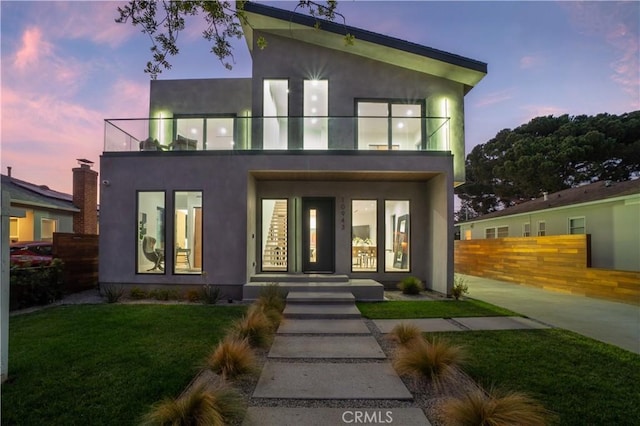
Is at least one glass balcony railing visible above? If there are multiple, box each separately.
[104,116,452,153]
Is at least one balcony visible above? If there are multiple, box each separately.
[104,116,452,153]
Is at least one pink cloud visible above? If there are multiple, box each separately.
[519,55,543,69]
[563,2,639,109]
[520,105,567,122]
[44,1,137,48]
[13,27,52,69]
[475,89,514,107]
[105,79,150,118]
[1,88,104,194]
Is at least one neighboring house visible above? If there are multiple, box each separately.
[458,179,640,271]
[99,2,487,298]
[2,161,99,242]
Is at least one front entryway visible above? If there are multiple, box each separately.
[302,197,335,273]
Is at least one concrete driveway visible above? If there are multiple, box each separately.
[461,274,640,354]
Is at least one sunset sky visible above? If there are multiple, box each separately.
[1,1,638,195]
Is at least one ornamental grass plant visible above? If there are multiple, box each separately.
[230,304,275,348]
[393,336,467,390]
[388,322,422,347]
[206,336,257,380]
[141,383,245,426]
[398,276,424,295]
[439,387,553,426]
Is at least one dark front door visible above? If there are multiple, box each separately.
[302,197,335,273]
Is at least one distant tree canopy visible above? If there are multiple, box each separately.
[456,112,640,216]
[116,0,344,78]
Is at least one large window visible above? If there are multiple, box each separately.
[174,191,203,274]
[485,226,508,239]
[137,192,165,274]
[262,199,288,271]
[174,117,235,150]
[357,101,423,150]
[523,223,531,237]
[352,200,377,272]
[263,80,288,149]
[385,200,410,272]
[41,218,57,241]
[304,79,328,149]
[538,221,546,236]
[10,217,19,242]
[569,217,585,234]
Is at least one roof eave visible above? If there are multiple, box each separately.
[241,2,487,89]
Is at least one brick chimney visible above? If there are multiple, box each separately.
[73,159,98,234]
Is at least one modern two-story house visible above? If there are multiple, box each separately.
[99,2,487,299]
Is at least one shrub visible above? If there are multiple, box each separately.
[206,336,257,380]
[141,382,246,426]
[200,284,223,305]
[148,289,180,301]
[255,283,287,313]
[129,287,148,300]
[398,276,424,295]
[255,283,286,328]
[101,285,124,303]
[9,259,65,310]
[452,274,469,300]
[230,305,274,348]
[440,387,553,426]
[186,289,201,303]
[393,336,466,389]
[388,322,422,347]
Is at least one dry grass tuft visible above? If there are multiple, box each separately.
[141,382,245,426]
[440,387,553,426]
[206,336,257,380]
[388,322,422,347]
[255,283,287,314]
[393,336,467,389]
[230,305,275,348]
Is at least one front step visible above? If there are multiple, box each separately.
[283,303,361,319]
[243,279,384,301]
[250,274,349,283]
[286,291,355,304]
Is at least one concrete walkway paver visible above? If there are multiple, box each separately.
[269,335,386,358]
[374,318,463,333]
[252,362,413,400]
[277,318,370,334]
[244,407,430,426]
[374,316,550,333]
[455,316,549,330]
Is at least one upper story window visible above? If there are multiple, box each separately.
[485,226,508,239]
[263,79,288,149]
[357,101,424,150]
[174,117,235,150]
[304,79,328,149]
[569,217,585,234]
[538,221,546,236]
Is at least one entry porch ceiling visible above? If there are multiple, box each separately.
[242,3,487,93]
[250,170,438,182]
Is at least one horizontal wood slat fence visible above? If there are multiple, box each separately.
[455,235,639,305]
[53,233,99,293]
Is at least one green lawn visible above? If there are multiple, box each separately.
[356,299,519,319]
[1,304,247,426]
[434,329,640,425]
